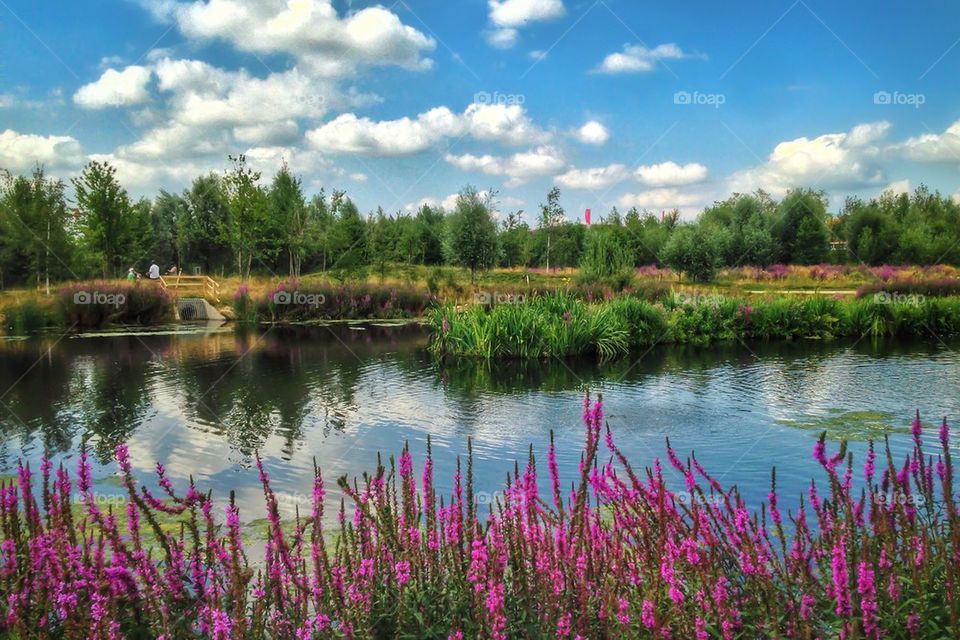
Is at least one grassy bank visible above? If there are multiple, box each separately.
[429,292,960,359]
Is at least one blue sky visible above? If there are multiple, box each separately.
[2,0,960,220]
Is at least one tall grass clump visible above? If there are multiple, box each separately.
[1,298,63,334]
[258,281,435,322]
[430,293,629,359]
[1,397,958,637]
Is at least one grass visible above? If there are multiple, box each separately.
[430,292,960,359]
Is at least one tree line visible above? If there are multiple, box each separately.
[2,157,960,288]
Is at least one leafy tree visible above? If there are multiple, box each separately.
[72,161,136,278]
[662,224,724,282]
[268,164,308,277]
[0,168,73,291]
[368,208,398,282]
[498,211,529,267]
[222,155,269,280]
[579,225,633,280]
[327,196,368,270]
[446,187,498,282]
[774,189,830,264]
[538,186,564,270]
[179,176,231,275]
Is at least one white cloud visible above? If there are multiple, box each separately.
[594,43,704,74]
[407,190,522,214]
[897,120,960,164]
[486,0,565,48]
[0,129,85,172]
[233,120,300,145]
[147,0,436,76]
[445,145,565,187]
[484,28,518,49]
[574,120,610,145]
[883,179,910,195]
[349,173,367,182]
[617,187,702,210]
[555,164,629,190]
[728,122,890,196]
[74,65,153,108]
[635,161,708,187]
[529,50,548,61]
[306,102,549,156]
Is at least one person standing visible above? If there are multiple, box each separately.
[148,262,160,280]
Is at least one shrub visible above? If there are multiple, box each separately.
[57,281,174,328]
[1,398,957,638]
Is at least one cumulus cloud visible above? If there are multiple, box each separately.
[728,122,890,196]
[306,102,550,156]
[445,146,565,187]
[617,187,702,211]
[896,119,960,164]
[555,164,629,190]
[635,161,708,187]
[485,0,565,48]
[574,120,609,145]
[0,129,85,172]
[594,43,705,74]
[145,0,435,76]
[74,65,153,108]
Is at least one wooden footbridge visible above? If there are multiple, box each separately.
[157,274,224,321]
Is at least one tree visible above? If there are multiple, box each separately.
[447,187,498,282]
[774,189,830,264]
[579,225,632,280]
[179,176,231,275]
[498,211,529,267]
[539,186,564,270]
[72,161,136,278]
[0,167,73,292]
[662,224,723,282]
[268,164,308,278]
[327,196,368,271]
[368,208,398,282]
[222,155,269,280]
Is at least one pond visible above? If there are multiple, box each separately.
[1,323,958,523]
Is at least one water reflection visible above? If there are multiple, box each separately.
[0,325,958,524]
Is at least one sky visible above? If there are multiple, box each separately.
[1,0,960,221]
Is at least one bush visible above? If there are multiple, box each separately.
[57,281,174,328]
[1,398,957,638]
[260,281,435,322]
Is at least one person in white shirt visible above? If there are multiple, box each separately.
[148,262,160,280]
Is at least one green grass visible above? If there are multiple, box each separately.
[430,292,960,359]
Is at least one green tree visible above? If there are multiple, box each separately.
[268,164,308,277]
[539,186,564,270]
[774,189,830,264]
[222,155,269,279]
[179,176,231,275]
[662,224,723,282]
[72,161,136,278]
[446,187,498,282]
[0,168,74,291]
[327,197,368,271]
[498,211,529,267]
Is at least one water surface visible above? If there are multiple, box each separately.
[1,324,957,522]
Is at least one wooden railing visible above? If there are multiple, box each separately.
[158,274,220,302]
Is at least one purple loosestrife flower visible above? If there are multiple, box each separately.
[641,599,655,629]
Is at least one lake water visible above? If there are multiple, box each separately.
[1,323,958,523]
